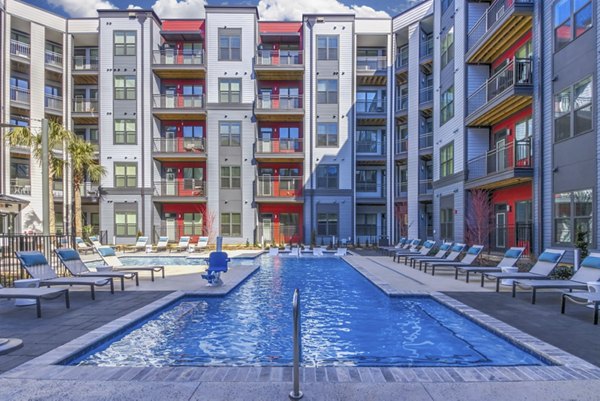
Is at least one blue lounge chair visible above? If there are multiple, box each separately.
[202,251,230,286]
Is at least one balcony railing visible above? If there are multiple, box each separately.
[419,179,433,195]
[356,140,385,155]
[10,178,31,196]
[45,51,63,67]
[82,181,100,197]
[255,94,302,111]
[152,49,204,66]
[356,182,386,197]
[395,138,408,154]
[256,138,303,154]
[420,37,433,59]
[10,86,30,104]
[467,140,532,181]
[73,56,99,71]
[256,176,302,198]
[10,40,30,58]
[256,49,303,66]
[154,179,206,197]
[45,95,63,111]
[419,132,433,149]
[73,98,98,113]
[468,0,534,52]
[395,48,409,69]
[356,99,386,114]
[153,138,205,153]
[395,182,408,198]
[153,94,205,109]
[419,86,434,104]
[256,224,302,246]
[467,58,533,116]
[395,96,408,113]
[356,56,387,72]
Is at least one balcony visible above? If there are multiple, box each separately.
[81,181,101,203]
[153,179,207,203]
[420,37,433,63]
[466,0,534,64]
[255,50,304,80]
[356,140,386,164]
[356,182,386,203]
[356,56,387,85]
[395,138,408,161]
[466,58,533,126]
[10,178,31,196]
[152,94,206,120]
[10,87,30,108]
[466,140,533,190]
[419,86,433,112]
[395,182,408,199]
[255,138,303,161]
[152,50,205,79]
[255,176,303,203]
[72,98,98,123]
[72,56,99,84]
[254,94,303,122]
[419,132,433,154]
[356,99,386,125]
[10,40,30,60]
[44,95,63,115]
[395,96,408,120]
[45,51,63,69]
[419,179,433,197]
[152,138,206,161]
[395,50,409,72]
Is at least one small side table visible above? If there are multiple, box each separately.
[13,279,40,306]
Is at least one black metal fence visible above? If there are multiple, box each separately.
[0,234,74,287]
[488,224,533,256]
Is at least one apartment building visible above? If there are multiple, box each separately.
[0,0,597,254]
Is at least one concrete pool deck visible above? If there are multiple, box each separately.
[1,250,600,400]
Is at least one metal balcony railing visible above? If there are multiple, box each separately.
[255,94,302,110]
[356,140,385,155]
[45,51,63,67]
[467,140,532,181]
[153,94,205,109]
[420,37,433,59]
[256,176,302,198]
[73,56,99,71]
[10,40,30,58]
[256,138,303,154]
[468,0,534,51]
[10,86,30,104]
[356,56,387,72]
[395,47,409,69]
[153,138,205,153]
[467,58,533,116]
[395,182,408,198]
[395,96,408,113]
[152,49,204,65]
[356,99,386,114]
[10,178,31,196]
[395,138,408,154]
[45,95,63,111]
[356,182,386,197]
[154,179,206,197]
[82,181,100,197]
[256,49,303,66]
[419,179,433,195]
[72,98,98,113]
[419,132,433,149]
[420,86,434,104]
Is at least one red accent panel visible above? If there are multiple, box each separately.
[258,204,303,244]
[162,20,204,33]
[259,22,302,34]
[492,31,532,70]
[491,106,532,145]
[491,183,532,227]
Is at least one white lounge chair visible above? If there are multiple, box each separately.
[173,236,190,252]
[189,236,208,253]
[397,240,436,265]
[96,246,165,281]
[405,242,453,268]
[155,236,169,252]
[130,236,148,252]
[75,237,93,254]
[88,235,103,249]
[268,247,279,256]
[417,243,466,271]
[427,245,485,276]
[334,248,347,256]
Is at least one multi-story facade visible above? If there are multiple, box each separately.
[0,0,597,255]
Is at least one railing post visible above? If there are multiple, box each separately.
[290,288,303,400]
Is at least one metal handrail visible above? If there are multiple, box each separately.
[73,56,99,71]
[256,49,303,66]
[10,40,30,58]
[152,49,204,65]
[290,288,302,400]
[153,94,205,109]
[256,94,303,110]
[45,50,63,66]
[356,55,387,71]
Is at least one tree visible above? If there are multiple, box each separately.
[203,209,218,246]
[5,120,72,234]
[68,135,106,237]
[465,189,492,248]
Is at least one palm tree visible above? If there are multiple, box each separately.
[68,135,106,237]
[5,119,72,234]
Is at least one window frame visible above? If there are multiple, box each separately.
[316,122,339,147]
[221,212,241,237]
[114,31,136,56]
[114,162,137,188]
[218,78,241,104]
[218,29,242,61]
[115,211,137,237]
[440,142,454,178]
[317,79,338,104]
[553,0,593,52]
[440,26,454,68]
[316,164,339,189]
[553,188,594,246]
[220,166,241,189]
[316,35,338,61]
[114,119,137,145]
[440,85,455,125]
[554,75,593,142]
[114,76,136,100]
[317,212,338,236]
[219,121,242,147]
[440,207,454,240]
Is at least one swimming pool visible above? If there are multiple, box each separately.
[68,256,547,368]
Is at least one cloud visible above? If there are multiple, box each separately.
[257,0,390,21]
[47,0,116,18]
[151,0,207,18]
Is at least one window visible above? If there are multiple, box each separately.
[554,189,593,245]
[114,31,136,56]
[440,142,454,178]
[221,213,241,237]
[441,0,453,13]
[114,76,136,100]
[440,86,454,125]
[316,165,339,189]
[114,119,136,144]
[183,213,203,236]
[220,166,241,189]
[316,123,338,147]
[317,213,338,236]
[440,208,454,240]
[115,211,137,237]
[317,36,338,60]
[554,76,593,141]
[554,0,592,51]
[219,29,241,61]
[317,79,338,104]
[114,163,137,188]
[219,78,241,103]
[219,122,241,146]
[440,26,454,68]
[10,159,29,179]
[356,170,378,192]
[356,213,377,236]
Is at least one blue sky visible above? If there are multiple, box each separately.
[21,0,425,20]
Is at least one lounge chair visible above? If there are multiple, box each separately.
[393,239,422,262]
[405,242,453,268]
[55,248,139,291]
[88,235,103,249]
[454,247,525,284]
[484,249,566,292]
[155,236,169,252]
[188,236,208,253]
[173,236,191,252]
[417,243,466,270]
[202,251,229,286]
[313,247,324,256]
[130,236,148,252]
[427,245,485,276]
[334,248,348,256]
[96,246,165,281]
[75,237,94,254]
[398,240,437,265]
[379,238,406,255]
[15,251,114,300]
[512,252,600,304]
[0,283,70,318]
[268,247,279,256]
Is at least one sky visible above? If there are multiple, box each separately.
[19,0,426,20]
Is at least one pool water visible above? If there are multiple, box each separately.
[69,256,546,367]
[86,256,256,268]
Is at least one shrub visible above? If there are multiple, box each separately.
[550,265,573,280]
